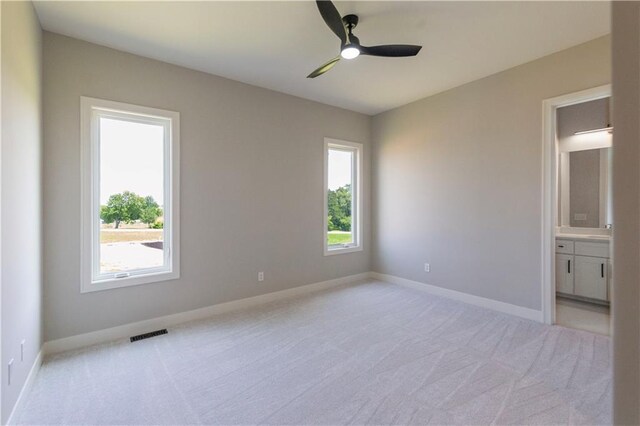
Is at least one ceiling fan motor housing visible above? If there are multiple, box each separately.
[345,34,360,48]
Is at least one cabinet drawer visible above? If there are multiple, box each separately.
[556,240,574,254]
[575,241,609,258]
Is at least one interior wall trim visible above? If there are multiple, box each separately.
[43,272,370,355]
[43,270,547,356]
[6,350,43,426]
[17,271,547,418]
[370,272,544,322]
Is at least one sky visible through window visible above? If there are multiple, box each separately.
[328,149,352,190]
[100,117,164,205]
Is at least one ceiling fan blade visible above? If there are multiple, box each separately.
[315,0,347,45]
[360,44,422,57]
[307,56,341,78]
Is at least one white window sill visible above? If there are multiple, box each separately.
[81,270,179,293]
[324,245,363,256]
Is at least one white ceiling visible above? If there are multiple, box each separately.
[33,1,610,115]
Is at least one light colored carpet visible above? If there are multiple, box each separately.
[14,280,611,425]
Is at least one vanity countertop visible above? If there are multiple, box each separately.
[556,233,611,243]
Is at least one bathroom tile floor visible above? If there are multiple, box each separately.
[556,296,610,335]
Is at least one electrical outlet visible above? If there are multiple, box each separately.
[8,359,14,385]
[21,340,25,362]
[258,271,264,282]
[424,263,430,273]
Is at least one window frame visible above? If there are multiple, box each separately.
[324,138,363,256]
[80,97,180,293]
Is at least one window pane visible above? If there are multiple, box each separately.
[327,149,353,246]
[99,117,165,273]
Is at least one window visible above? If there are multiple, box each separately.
[81,97,179,292]
[324,138,362,255]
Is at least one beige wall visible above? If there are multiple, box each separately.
[371,36,610,310]
[1,2,42,423]
[611,2,640,424]
[42,33,371,341]
[557,97,610,148]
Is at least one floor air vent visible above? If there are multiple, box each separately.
[130,329,168,342]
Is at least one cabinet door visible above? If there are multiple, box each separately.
[555,254,574,294]
[574,256,608,301]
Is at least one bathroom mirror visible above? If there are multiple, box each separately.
[556,96,612,231]
[558,147,611,228]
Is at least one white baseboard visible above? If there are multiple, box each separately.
[6,350,43,425]
[43,270,542,356]
[43,272,369,355]
[369,272,543,322]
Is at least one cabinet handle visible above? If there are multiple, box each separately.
[568,259,571,274]
[601,263,604,278]
[558,245,565,248]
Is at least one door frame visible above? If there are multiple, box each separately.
[541,84,611,324]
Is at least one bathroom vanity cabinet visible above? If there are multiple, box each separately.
[555,237,610,303]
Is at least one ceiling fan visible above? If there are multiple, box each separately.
[308,0,422,78]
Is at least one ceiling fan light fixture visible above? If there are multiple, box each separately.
[341,45,360,60]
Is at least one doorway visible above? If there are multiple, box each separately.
[542,85,612,335]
